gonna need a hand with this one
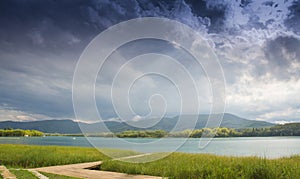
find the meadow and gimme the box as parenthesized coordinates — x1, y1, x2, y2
(100, 153, 300, 178)
(0, 144, 138, 168)
(0, 144, 300, 178)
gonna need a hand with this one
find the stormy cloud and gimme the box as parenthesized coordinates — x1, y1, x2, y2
(0, 0, 299, 123)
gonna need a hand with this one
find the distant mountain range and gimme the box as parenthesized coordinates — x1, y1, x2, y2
(0, 113, 274, 134)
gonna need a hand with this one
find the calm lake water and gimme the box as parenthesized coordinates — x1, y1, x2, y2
(1, 136, 299, 158)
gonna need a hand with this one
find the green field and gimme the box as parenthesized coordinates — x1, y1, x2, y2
(100, 153, 300, 178)
(1, 144, 300, 178)
(0, 144, 138, 168)
(0, 144, 106, 168)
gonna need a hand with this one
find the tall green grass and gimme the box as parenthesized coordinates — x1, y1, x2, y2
(0, 144, 108, 168)
(100, 153, 300, 178)
(0, 144, 140, 168)
(2, 144, 299, 178)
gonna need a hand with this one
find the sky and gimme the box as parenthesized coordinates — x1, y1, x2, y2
(0, 0, 299, 124)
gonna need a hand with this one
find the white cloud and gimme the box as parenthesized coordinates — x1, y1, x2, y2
(0, 108, 50, 122)
(258, 108, 300, 122)
(226, 73, 300, 121)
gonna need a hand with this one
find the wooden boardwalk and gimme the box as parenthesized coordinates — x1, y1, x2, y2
(32, 161, 162, 179)
(0, 166, 16, 179)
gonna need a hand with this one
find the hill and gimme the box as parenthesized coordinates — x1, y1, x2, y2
(0, 119, 81, 134)
(94, 113, 274, 132)
(0, 113, 275, 134)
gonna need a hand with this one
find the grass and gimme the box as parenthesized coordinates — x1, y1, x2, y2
(1, 144, 300, 178)
(9, 169, 37, 179)
(40, 172, 82, 179)
(100, 153, 300, 179)
(0, 144, 139, 168)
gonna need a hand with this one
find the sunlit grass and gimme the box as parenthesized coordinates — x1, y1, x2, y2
(100, 152, 300, 178)
(0, 144, 139, 168)
(1, 144, 299, 178)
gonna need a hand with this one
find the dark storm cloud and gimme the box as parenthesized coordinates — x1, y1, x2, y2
(0, 0, 216, 119)
(0, 0, 220, 55)
(0, 0, 299, 122)
(264, 35, 300, 79)
(0, 0, 241, 55)
(0, 52, 75, 117)
(184, 0, 227, 32)
(266, 36, 300, 65)
(0, 0, 98, 53)
(285, 0, 300, 35)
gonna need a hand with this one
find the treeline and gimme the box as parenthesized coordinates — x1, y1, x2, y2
(170, 127, 272, 138)
(116, 123, 300, 138)
(0, 129, 44, 137)
(116, 128, 237, 138)
(171, 128, 237, 138)
(116, 130, 167, 138)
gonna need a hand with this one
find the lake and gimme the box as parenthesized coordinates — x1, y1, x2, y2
(0, 136, 299, 158)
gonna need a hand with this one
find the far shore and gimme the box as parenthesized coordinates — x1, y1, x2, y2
(1, 122, 300, 138)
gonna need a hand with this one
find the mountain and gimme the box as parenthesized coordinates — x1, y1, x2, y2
(0, 113, 274, 134)
(0, 119, 81, 134)
(98, 113, 274, 132)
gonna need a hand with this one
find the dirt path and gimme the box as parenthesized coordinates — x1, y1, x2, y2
(32, 161, 162, 179)
(0, 166, 16, 179)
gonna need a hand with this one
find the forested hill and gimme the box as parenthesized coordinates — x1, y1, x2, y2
(0, 113, 275, 134)
(117, 123, 300, 138)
